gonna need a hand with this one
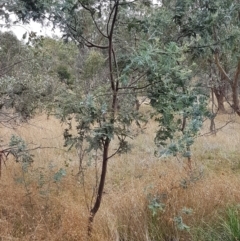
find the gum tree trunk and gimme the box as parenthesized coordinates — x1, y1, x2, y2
(87, 0, 120, 236)
(213, 86, 226, 113)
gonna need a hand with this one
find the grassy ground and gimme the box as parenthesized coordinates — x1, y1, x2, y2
(1, 110, 240, 241)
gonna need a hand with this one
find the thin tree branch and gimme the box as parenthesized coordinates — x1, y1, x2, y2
(91, 15, 108, 39)
(119, 0, 138, 5)
(79, 0, 108, 38)
(119, 82, 152, 90)
(108, 1, 119, 92)
(112, 48, 119, 90)
(127, 72, 147, 88)
(66, 22, 109, 49)
(107, 0, 118, 36)
(214, 52, 232, 84)
(198, 120, 233, 137)
(0, 58, 35, 77)
(78, 0, 94, 13)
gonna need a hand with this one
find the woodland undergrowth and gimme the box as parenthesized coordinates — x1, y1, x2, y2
(1, 111, 240, 241)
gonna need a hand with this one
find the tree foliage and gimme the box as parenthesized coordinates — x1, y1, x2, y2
(0, 31, 55, 120)
(171, 0, 240, 115)
(3, 0, 240, 235)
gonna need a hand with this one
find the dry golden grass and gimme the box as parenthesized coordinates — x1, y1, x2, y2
(1, 111, 240, 240)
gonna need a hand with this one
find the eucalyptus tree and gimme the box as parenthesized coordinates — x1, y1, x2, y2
(0, 31, 58, 178)
(0, 31, 23, 77)
(2, 0, 212, 234)
(124, 3, 209, 165)
(0, 31, 57, 120)
(4, 0, 153, 233)
(34, 37, 78, 86)
(170, 0, 240, 115)
(0, 31, 38, 121)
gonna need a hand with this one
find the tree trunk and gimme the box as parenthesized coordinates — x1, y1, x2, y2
(88, 138, 110, 236)
(231, 82, 240, 116)
(135, 98, 140, 111)
(231, 61, 240, 116)
(87, 0, 119, 236)
(214, 54, 240, 116)
(213, 87, 226, 113)
(0, 156, 1, 178)
(209, 88, 216, 134)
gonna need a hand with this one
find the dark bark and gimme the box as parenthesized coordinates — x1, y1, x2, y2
(231, 61, 240, 116)
(210, 89, 216, 134)
(88, 138, 110, 235)
(0, 155, 1, 178)
(180, 116, 192, 171)
(135, 99, 140, 111)
(213, 87, 226, 113)
(87, 0, 120, 236)
(215, 54, 240, 116)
